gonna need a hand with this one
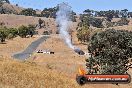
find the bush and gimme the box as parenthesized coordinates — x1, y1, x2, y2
(87, 29, 132, 74)
(43, 31, 49, 35)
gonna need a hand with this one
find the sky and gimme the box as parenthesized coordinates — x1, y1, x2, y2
(10, 0, 132, 13)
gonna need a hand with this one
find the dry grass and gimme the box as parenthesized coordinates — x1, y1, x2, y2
(0, 14, 132, 88)
(0, 36, 39, 58)
(30, 34, 132, 88)
(0, 14, 56, 31)
(1, 58, 131, 88)
(0, 58, 82, 88)
(2, 3, 24, 14)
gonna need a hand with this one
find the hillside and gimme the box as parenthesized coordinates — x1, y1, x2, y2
(1, 3, 24, 14)
(0, 13, 132, 88)
(1, 3, 41, 15)
(0, 57, 131, 88)
(0, 59, 80, 88)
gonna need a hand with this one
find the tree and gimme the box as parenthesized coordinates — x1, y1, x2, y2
(0, 1, 4, 14)
(80, 14, 104, 28)
(0, 31, 7, 42)
(0, 27, 8, 43)
(77, 25, 90, 43)
(0, 27, 18, 42)
(0, 0, 15, 14)
(28, 24, 35, 37)
(83, 9, 94, 17)
(41, 7, 57, 18)
(20, 8, 36, 16)
(70, 11, 77, 22)
(38, 18, 43, 28)
(128, 12, 132, 18)
(18, 25, 29, 38)
(18, 25, 36, 38)
(114, 10, 120, 18)
(90, 17, 104, 28)
(41, 8, 50, 18)
(120, 9, 128, 18)
(116, 17, 129, 26)
(106, 13, 113, 22)
(87, 29, 132, 74)
(0, 1, 3, 6)
(8, 28, 18, 39)
(0, 0, 10, 4)
(15, 4, 18, 6)
(102, 18, 115, 28)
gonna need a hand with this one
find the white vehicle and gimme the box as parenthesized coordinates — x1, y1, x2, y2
(36, 49, 54, 54)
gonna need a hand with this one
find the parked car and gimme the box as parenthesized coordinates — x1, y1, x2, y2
(36, 49, 54, 54)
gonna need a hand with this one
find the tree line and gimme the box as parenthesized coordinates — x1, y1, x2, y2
(19, 7, 76, 22)
(77, 9, 130, 43)
(0, 25, 36, 43)
(0, 1, 77, 22)
(83, 9, 132, 19)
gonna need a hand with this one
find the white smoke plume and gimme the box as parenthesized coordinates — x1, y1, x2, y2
(56, 2, 74, 49)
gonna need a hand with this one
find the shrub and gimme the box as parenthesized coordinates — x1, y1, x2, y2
(43, 31, 49, 35)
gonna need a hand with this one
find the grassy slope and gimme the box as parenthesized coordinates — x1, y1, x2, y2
(0, 58, 81, 88)
(1, 58, 130, 88)
(0, 14, 132, 88)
